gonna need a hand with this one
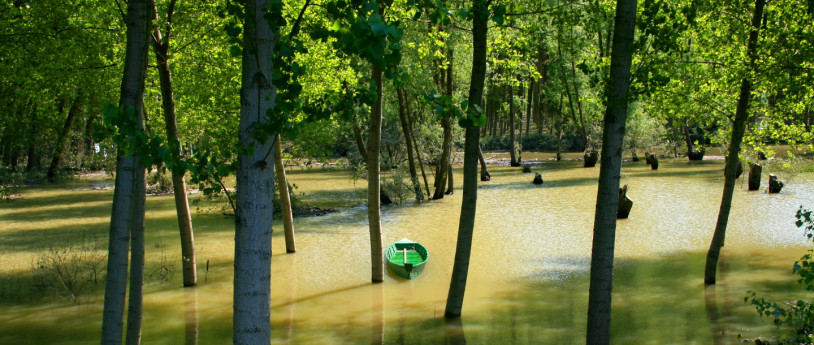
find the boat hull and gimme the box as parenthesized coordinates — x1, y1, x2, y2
(385, 239, 428, 279)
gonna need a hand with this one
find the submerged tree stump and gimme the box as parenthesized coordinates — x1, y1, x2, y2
(768, 174, 784, 193)
(584, 151, 598, 168)
(380, 191, 393, 205)
(617, 185, 633, 219)
(748, 163, 762, 191)
(533, 173, 543, 185)
(648, 154, 659, 170)
(687, 148, 705, 161)
(522, 165, 532, 173)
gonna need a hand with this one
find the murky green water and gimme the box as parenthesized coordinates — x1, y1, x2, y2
(1, 158, 813, 344)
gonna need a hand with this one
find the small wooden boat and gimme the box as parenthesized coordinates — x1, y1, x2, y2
(385, 238, 428, 279)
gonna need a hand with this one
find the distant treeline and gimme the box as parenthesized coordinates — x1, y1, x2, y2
(478, 133, 586, 152)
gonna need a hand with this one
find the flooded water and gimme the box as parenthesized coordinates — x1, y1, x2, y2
(2, 158, 814, 344)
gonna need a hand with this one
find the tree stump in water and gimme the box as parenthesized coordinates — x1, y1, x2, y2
(480, 170, 491, 182)
(687, 148, 705, 161)
(584, 151, 598, 168)
(748, 163, 762, 191)
(533, 173, 543, 185)
(648, 154, 659, 170)
(522, 165, 532, 173)
(768, 174, 784, 193)
(380, 191, 393, 205)
(617, 185, 633, 219)
(631, 152, 640, 162)
(724, 158, 744, 178)
(645, 152, 652, 166)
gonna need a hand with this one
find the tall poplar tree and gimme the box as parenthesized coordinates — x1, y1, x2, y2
(233, 0, 278, 342)
(100, 0, 150, 343)
(585, 0, 637, 343)
(445, 0, 490, 318)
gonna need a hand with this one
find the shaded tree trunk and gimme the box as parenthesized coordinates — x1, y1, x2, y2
(478, 145, 490, 181)
(508, 84, 519, 166)
(233, 0, 277, 342)
(445, 0, 488, 319)
(367, 63, 385, 283)
(585, 0, 637, 343)
(150, 0, 197, 287)
(397, 86, 423, 201)
(704, 0, 765, 285)
(433, 48, 455, 199)
(275, 136, 296, 253)
(101, 0, 150, 342)
(354, 124, 368, 162)
(47, 95, 81, 180)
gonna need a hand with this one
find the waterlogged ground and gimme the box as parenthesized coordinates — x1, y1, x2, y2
(1, 156, 814, 344)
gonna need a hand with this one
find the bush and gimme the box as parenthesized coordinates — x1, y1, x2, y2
(146, 170, 173, 194)
(31, 237, 106, 304)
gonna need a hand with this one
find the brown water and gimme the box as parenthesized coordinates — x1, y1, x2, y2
(1, 158, 813, 344)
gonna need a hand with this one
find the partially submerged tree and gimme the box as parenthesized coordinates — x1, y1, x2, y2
(585, 0, 638, 343)
(100, 0, 150, 343)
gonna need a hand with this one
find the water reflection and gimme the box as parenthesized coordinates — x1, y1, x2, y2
(185, 288, 199, 345)
(2, 160, 813, 344)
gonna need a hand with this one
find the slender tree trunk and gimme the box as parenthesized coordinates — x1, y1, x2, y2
(526, 81, 533, 137)
(25, 109, 39, 172)
(101, 0, 150, 342)
(704, 0, 765, 285)
(367, 64, 385, 283)
(434, 48, 455, 199)
(585, 1, 637, 343)
(233, 0, 277, 342)
(411, 124, 431, 198)
(47, 96, 81, 180)
(446, 162, 454, 194)
(274, 136, 296, 253)
(150, 0, 197, 287)
(125, 168, 146, 345)
(354, 124, 368, 162)
(397, 86, 423, 201)
(445, 0, 488, 319)
(508, 85, 519, 166)
(478, 145, 490, 181)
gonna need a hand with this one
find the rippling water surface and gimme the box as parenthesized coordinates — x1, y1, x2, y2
(1, 158, 813, 344)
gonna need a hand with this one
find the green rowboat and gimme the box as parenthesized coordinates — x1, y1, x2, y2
(385, 238, 428, 279)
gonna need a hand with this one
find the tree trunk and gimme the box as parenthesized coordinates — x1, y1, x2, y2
(397, 86, 423, 201)
(445, 0, 488, 319)
(445, 162, 454, 194)
(585, 0, 637, 343)
(478, 145, 490, 181)
(704, 0, 765, 285)
(433, 48, 455, 200)
(275, 136, 296, 253)
(508, 84, 519, 166)
(47, 95, 81, 180)
(367, 63, 385, 283)
(101, 0, 150, 342)
(354, 124, 368, 162)
(233, 0, 277, 342)
(150, 0, 197, 287)
(126, 167, 146, 345)
(25, 109, 39, 172)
